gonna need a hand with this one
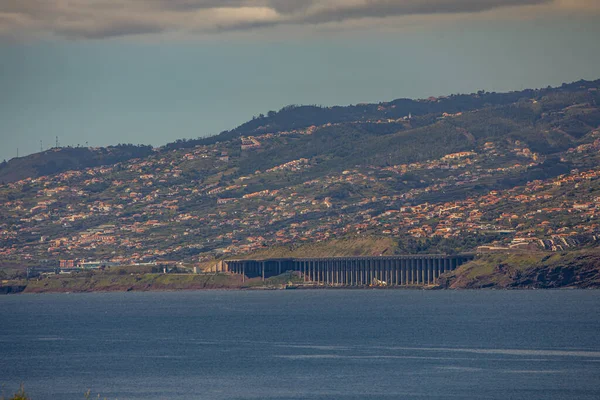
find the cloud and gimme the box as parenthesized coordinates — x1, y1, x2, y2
(291, 0, 548, 25)
(52, 19, 166, 40)
(0, 0, 595, 40)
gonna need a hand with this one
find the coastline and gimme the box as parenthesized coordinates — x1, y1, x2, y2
(2, 281, 597, 295)
(3, 249, 600, 294)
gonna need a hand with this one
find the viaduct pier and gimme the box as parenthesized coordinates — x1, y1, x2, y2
(224, 254, 474, 286)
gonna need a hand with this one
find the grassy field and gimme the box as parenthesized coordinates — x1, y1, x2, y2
(6, 262, 310, 293)
(232, 236, 397, 260)
(442, 249, 600, 288)
(20, 268, 245, 293)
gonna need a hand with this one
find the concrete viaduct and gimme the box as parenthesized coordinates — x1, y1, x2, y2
(224, 254, 475, 286)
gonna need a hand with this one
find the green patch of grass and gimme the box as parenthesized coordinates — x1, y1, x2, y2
(235, 235, 397, 260)
(23, 270, 242, 293)
(446, 249, 600, 288)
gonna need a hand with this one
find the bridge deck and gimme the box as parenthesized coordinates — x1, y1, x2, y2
(224, 254, 474, 286)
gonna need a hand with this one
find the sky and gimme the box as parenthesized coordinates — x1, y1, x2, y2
(1, 0, 600, 162)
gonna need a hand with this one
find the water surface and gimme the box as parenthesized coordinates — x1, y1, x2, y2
(1, 290, 599, 399)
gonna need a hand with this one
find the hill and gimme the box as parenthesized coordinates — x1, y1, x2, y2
(1, 79, 600, 280)
(440, 250, 600, 289)
(0, 144, 153, 184)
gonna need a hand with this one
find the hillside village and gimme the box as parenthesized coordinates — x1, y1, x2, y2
(1, 80, 600, 270)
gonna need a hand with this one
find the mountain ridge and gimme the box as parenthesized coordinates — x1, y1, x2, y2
(4, 78, 598, 185)
(1, 78, 600, 279)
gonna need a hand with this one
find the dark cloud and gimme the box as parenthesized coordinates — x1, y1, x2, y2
(150, 0, 253, 11)
(54, 20, 166, 40)
(214, 0, 553, 32)
(301, 0, 551, 25)
(266, 0, 316, 15)
(0, 0, 53, 17)
(0, 0, 564, 39)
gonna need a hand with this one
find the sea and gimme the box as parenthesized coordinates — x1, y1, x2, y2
(1, 290, 599, 400)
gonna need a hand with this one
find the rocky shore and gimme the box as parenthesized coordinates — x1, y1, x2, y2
(439, 250, 600, 289)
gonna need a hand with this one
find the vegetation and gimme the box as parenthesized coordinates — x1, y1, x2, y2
(0, 144, 153, 184)
(19, 267, 246, 293)
(235, 236, 397, 259)
(2, 79, 600, 290)
(440, 249, 600, 289)
(1, 385, 29, 400)
(163, 79, 600, 151)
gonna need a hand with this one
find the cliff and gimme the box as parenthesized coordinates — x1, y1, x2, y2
(440, 250, 600, 289)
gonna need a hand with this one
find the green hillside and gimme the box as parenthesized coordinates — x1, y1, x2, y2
(441, 250, 600, 289)
(0, 144, 153, 184)
(1, 79, 600, 278)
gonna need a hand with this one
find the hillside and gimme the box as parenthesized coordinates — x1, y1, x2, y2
(0, 145, 153, 184)
(440, 250, 600, 289)
(236, 236, 397, 260)
(1, 79, 600, 277)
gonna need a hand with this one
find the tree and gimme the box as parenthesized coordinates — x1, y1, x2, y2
(8, 384, 30, 400)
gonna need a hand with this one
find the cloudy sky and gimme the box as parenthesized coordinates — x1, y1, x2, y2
(1, 0, 599, 161)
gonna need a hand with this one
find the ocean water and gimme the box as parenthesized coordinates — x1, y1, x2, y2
(1, 290, 599, 400)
